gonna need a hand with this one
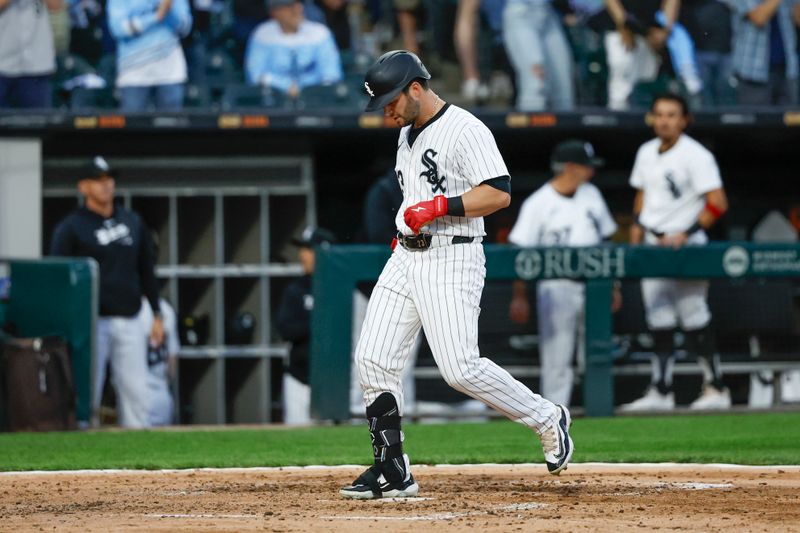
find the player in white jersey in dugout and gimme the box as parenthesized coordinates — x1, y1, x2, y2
(622, 93, 731, 412)
(508, 140, 619, 408)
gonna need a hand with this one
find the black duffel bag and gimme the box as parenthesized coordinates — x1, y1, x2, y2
(1, 336, 76, 432)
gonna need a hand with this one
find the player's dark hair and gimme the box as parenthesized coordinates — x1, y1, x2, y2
(651, 93, 689, 116)
(403, 77, 429, 93)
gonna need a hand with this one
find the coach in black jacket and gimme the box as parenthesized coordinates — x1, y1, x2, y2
(50, 156, 163, 428)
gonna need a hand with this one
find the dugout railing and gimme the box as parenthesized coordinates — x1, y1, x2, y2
(310, 242, 800, 419)
(0, 258, 97, 427)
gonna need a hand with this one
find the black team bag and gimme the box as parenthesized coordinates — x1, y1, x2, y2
(1, 336, 76, 431)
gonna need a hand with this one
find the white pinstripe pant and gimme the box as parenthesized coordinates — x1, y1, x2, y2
(354, 241, 558, 434)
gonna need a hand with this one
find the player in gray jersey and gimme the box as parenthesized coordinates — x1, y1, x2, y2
(340, 50, 573, 500)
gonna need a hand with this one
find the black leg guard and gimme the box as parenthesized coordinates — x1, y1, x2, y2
(684, 325, 725, 390)
(651, 329, 676, 395)
(366, 392, 406, 484)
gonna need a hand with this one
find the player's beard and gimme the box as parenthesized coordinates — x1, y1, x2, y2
(396, 98, 420, 128)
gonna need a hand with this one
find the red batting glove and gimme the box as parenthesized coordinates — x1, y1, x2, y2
(391, 237, 398, 251)
(403, 195, 448, 234)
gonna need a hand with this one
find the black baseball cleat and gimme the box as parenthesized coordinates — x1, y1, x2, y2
(541, 404, 574, 475)
(340, 460, 419, 500)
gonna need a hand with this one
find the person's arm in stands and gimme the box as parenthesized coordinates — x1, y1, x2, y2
(605, 0, 635, 50)
(164, 0, 192, 37)
(107, 0, 165, 39)
(0, 0, 11, 13)
(747, 0, 783, 28)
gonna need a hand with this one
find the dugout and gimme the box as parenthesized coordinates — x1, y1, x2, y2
(1, 107, 799, 423)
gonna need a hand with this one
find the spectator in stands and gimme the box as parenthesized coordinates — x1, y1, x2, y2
(51, 156, 164, 428)
(502, 0, 575, 110)
(245, 0, 342, 99)
(680, 0, 734, 107)
(312, 0, 350, 50)
(396, 0, 421, 55)
(277, 226, 337, 425)
(68, 0, 109, 66)
(138, 296, 180, 426)
(731, 0, 800, 106)
(49, 0, 72, 59)
(233, 0, 268, 61)
(455, 0, 490, 105)
(603, 0, 703, 110)
(0, 0, 60, 109)
(107, 0, 193, 112)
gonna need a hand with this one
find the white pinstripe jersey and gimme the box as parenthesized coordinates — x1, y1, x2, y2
(393, 104, 510, 238)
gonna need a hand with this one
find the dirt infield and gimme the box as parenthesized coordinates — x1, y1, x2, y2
(1, 464, 799, 532)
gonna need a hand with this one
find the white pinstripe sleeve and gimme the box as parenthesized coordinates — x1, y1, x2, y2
(457, 123, 510, 188)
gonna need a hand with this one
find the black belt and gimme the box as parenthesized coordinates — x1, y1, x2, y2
(646, 226, 700, 239)
(397, 232, 475, 251)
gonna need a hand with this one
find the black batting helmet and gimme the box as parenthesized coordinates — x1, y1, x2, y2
(363, 50, 431, 112)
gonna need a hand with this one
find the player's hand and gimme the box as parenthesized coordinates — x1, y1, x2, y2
(629, 223, 644, 245)
(150, 316, 165, 347)
(612, 286, 623, 313)
(509, 295, 530, 324)
(403, 195, 447, 234)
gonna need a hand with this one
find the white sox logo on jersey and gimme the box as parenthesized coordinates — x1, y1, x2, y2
(420, 149, 446, 194)
(664, 171, 682, 198)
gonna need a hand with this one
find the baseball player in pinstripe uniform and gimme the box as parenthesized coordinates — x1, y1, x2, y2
(508, 140, 618, 408)
(340, 50, 573, 500)
(621, 93, 731, 411)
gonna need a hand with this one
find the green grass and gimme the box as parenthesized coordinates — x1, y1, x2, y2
(1, 412, 799, 471)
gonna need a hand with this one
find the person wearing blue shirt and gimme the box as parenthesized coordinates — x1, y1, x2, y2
(107, 0, 192, 111)
(245, 0, 342, 99)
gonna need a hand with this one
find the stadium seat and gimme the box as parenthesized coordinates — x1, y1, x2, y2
(184, 82, 212, 109)
(297, 80, 367, 111)
(70, 87, 118, 110)
(630, 77, 675, 110)
(220, 84, 289, 110)
(96, 54, 117, 82)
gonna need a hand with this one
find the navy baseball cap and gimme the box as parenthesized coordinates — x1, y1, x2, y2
(551, 140, 604, 167)
(80, 155, 117, 180)
(292, 226, 337, 248)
